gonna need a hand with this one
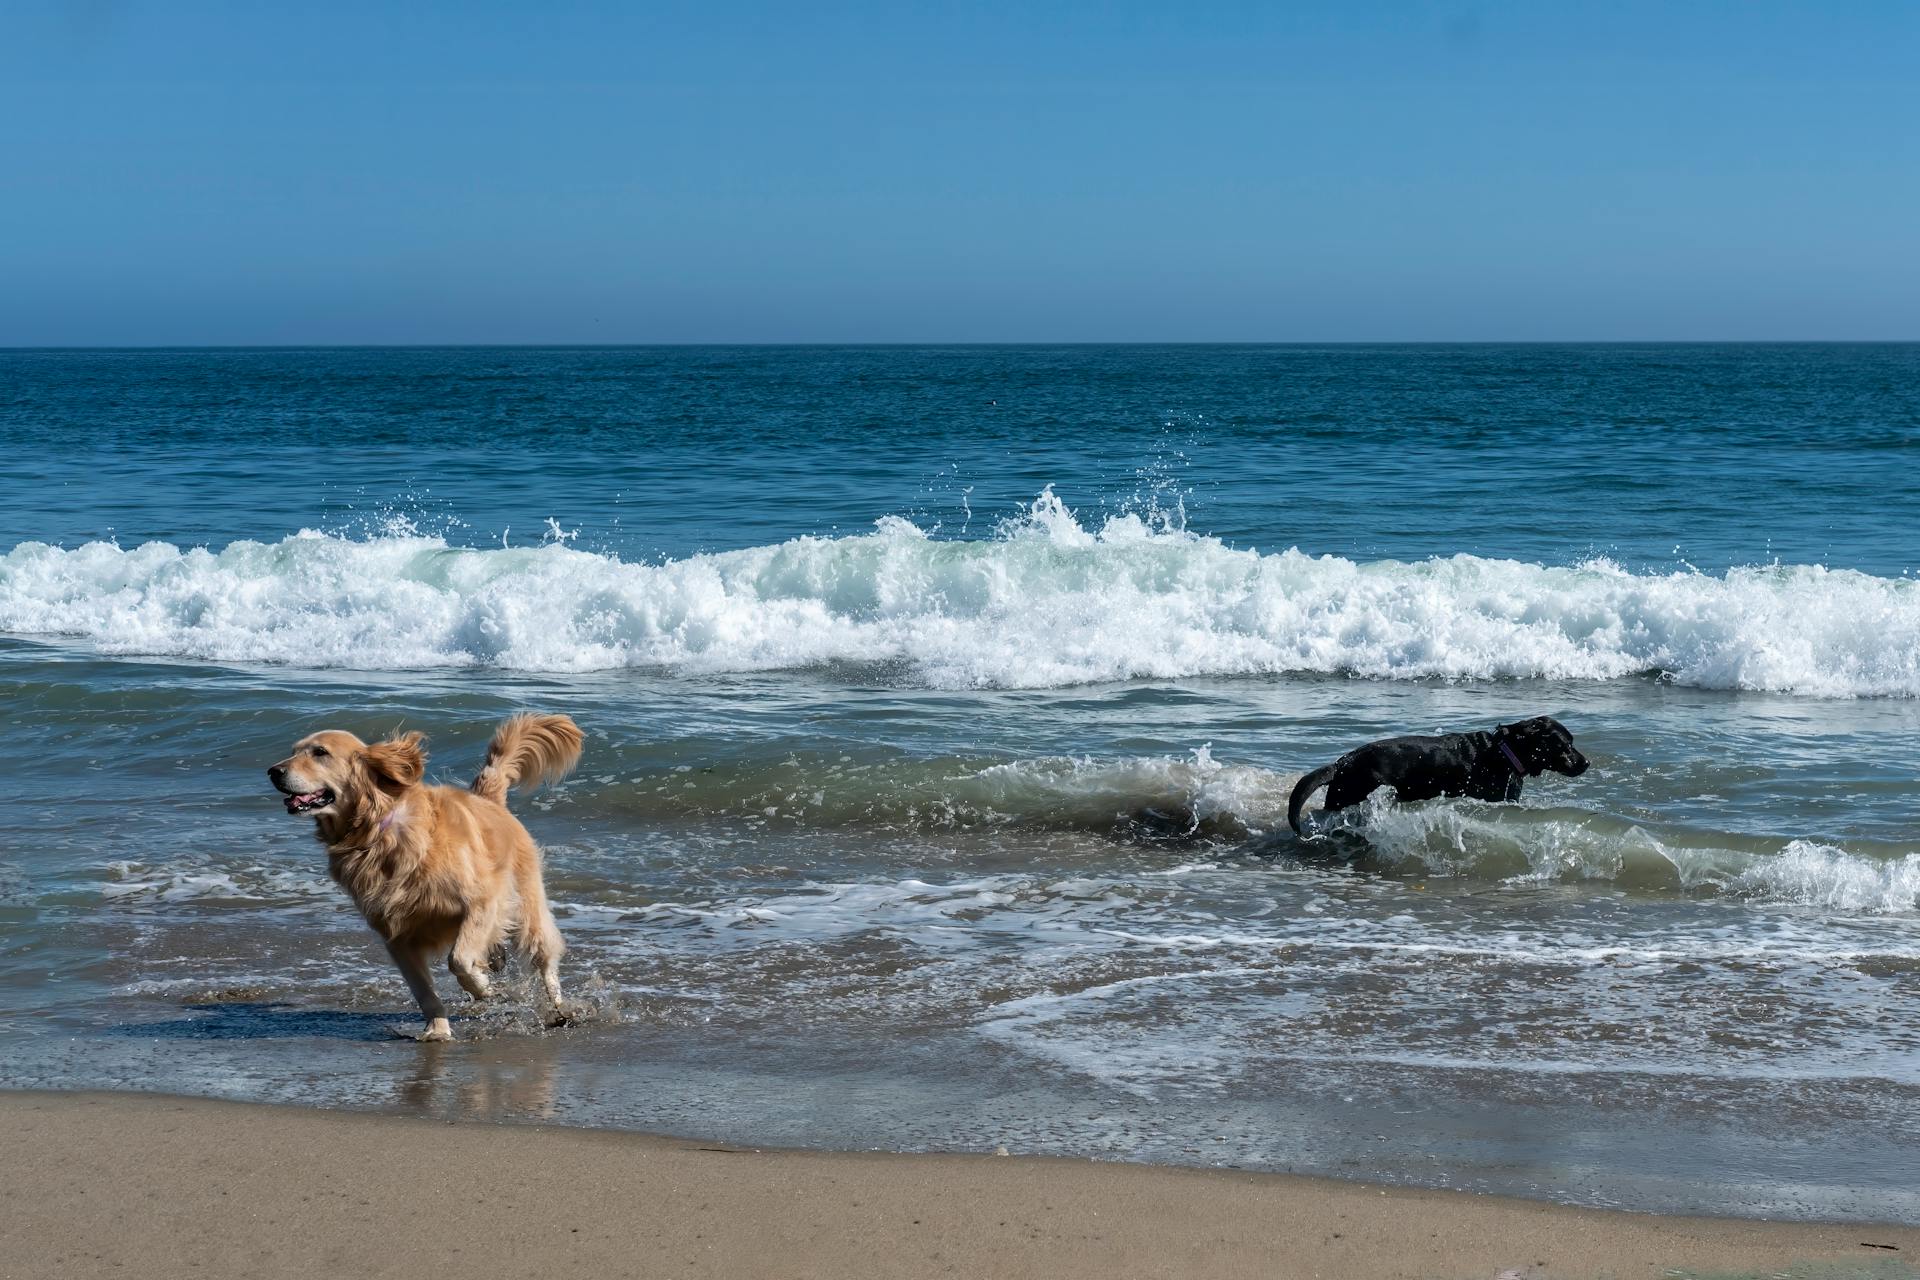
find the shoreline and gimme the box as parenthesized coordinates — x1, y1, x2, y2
(3, 1090, 1912, 1280)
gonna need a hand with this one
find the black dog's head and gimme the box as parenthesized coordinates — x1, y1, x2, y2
(1497, 716, 1589, 777)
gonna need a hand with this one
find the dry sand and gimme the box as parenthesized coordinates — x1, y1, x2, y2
(0, 1090, 1910, 1280)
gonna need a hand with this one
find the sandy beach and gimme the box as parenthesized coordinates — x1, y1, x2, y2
(1, 1091, 1910, 1280)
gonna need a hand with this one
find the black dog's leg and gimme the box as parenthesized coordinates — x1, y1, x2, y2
(1321, 771, 1383, 817)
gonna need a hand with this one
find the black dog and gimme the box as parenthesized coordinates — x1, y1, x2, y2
(1287, 716, 1589, 836)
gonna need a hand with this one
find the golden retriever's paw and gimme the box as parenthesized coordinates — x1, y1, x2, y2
(417, 1018, 454, 1043)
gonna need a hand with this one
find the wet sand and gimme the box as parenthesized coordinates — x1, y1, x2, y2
(1, 1091, 1911, 1280)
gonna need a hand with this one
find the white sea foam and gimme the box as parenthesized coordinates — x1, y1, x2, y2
(4, 489, 1916, 694)
(98, 859, 338, 906)
(1342, 797, 1920, 913)
(605, 860, 1920, 964)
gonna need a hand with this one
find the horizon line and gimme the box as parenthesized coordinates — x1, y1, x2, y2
(5, 338, 1919, 353)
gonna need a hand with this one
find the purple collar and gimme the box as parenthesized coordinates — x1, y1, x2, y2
(376, 808, 401, 835)
(1497, 739, 1528, 777)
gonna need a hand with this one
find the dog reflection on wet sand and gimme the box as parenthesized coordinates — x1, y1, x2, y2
(399, 1040, 559, 1120)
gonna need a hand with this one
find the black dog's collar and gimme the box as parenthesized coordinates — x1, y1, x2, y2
(1497, 739, 1527, 776)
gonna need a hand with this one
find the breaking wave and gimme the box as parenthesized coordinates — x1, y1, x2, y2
(572, 749, 1920, 914)
(3, 489, 1915, 694)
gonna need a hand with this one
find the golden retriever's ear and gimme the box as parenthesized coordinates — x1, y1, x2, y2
(363, 731, 427, 790)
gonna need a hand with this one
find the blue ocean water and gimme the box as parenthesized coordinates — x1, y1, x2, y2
(4, 344, 1917, 573)
(2, 345, 1917, 1220)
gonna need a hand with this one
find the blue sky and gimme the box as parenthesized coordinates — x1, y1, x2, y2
(2, 1, 1915, 344)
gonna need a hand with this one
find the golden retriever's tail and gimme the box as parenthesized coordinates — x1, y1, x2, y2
(471, 713, 584, 807)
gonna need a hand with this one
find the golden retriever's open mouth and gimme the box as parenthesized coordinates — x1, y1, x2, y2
(278, 786, 335, 815)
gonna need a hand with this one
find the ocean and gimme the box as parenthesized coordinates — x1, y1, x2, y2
(2, 344, 1916, 1221)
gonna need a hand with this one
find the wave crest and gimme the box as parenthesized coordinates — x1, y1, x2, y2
(3, 490, 1915, 694)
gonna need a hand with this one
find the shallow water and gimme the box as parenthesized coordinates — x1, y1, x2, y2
(2, 345, 1917, 1220)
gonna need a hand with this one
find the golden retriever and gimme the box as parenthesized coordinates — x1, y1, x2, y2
(267, 713, 584, 1041)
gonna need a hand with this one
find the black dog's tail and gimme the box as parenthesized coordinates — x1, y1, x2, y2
(1287, 764, 1339, 837)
